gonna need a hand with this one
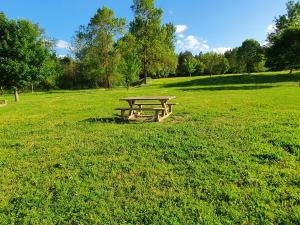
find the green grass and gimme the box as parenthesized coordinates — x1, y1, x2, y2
(0, 71, 300, 224)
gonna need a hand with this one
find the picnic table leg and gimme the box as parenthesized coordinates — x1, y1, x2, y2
(160, 100, 168, 117)
(127, 100, 136, 119)
(121, 109, 126, 118)
(154, 110, 161, 122)
(168, 104, 173, 113)
(138, 104, 143, 115)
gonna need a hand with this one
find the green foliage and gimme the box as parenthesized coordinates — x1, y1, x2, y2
(237, 39, 263, 74)
(194, 60, 206, 75)
(266, 1, 300, 73)
(0, 12, 56, 100)
(201, 52, 229, 76)
(268, 0, 300, 42)
(183, 57, 198, 77)
(0, 71, 300, 224)
(224, 48, 242, 74)
(130, 0, 177, 82)
(177, 51, 194, 76)
(56, 56, 82, 89)
(117, 34, 142, 89)
(266, 27, 300, 73)
(75, 7, 126, 88)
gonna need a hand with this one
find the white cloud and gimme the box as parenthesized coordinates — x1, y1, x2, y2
(175, 25, 188, 33)
(178, 34, 185, 38)
(267, 24, 276, 34)
(58, 54, 67, 58)
(212, 47, 231, 54)
(56, 40, 74, 51)
(56, 40, 69, 49)
(177, 35, 209, 54)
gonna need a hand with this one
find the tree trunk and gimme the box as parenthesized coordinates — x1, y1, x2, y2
(31, 83, 34, 93)
(14, 89, 20, 102)
(0, 86, 3, 95)
(143, 46, 148, 85)
(289, 68, 293, 74)
(143, 71, 147, 84)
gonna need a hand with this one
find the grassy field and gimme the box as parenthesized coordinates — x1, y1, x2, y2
(0, 71, 300, 224)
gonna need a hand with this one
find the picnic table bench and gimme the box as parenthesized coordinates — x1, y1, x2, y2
(116, 96, 177, 122)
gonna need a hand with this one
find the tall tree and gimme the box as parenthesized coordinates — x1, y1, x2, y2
(130, 0, 177, 83)
(75, 7, 125, 88)
(0, 13, 55, 102)
(237, 39, 263, 74)
(266, 27, 300, 74)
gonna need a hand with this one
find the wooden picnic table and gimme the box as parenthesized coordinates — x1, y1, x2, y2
(117, 96, 177, 122)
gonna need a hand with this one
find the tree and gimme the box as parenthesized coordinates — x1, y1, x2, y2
(219, 56, 230, 74)
(56, 56, 82, 89)
(237, 39, 263, 74)
(130, 0, 177, 83)
(0, 13, 55, 102)
(266, 27, 300, 73)
(201, 52, 229, 77)
(194, 60, 206, 75)
(268, 1, 300, 43)
(201, 52, 218, 76)
(183, 57, 198, 77)
(177, 51, 193, 76)
(225, 48, 241, 73)
(75, 7, 125, 89)
(117, 34, 142, 89)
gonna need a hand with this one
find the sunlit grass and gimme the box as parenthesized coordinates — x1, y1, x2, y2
(0, 71, 300, 224)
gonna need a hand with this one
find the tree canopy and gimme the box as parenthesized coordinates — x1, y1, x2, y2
(268, 1, 300, 42)
(237, 39, 263, 74)
(0, 12, 55, 101)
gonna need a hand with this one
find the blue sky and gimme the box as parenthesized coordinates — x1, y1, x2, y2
(1, 0, 287, 56)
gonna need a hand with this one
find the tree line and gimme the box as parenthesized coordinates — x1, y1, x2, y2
(0, 0, 299, 101)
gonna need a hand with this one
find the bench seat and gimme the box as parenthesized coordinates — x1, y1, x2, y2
(115, 107, 166, 122)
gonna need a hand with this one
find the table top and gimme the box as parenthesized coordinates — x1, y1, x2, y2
(120, 96, 176, 101)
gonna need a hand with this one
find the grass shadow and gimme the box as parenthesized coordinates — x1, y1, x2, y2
(180, 85, 275, 91)
(81, 115, 157, 124)
(81, 117, 129, 124)
(164, 73, 300, 88)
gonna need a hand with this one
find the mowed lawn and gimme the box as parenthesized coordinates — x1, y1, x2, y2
(0, 71, 300, 224)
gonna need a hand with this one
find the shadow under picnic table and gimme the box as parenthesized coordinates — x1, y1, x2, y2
(81, 116, 156, 124)
(81, 117, 129, 124)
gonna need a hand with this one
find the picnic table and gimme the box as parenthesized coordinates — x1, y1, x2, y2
(116, 96, 177, 122)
